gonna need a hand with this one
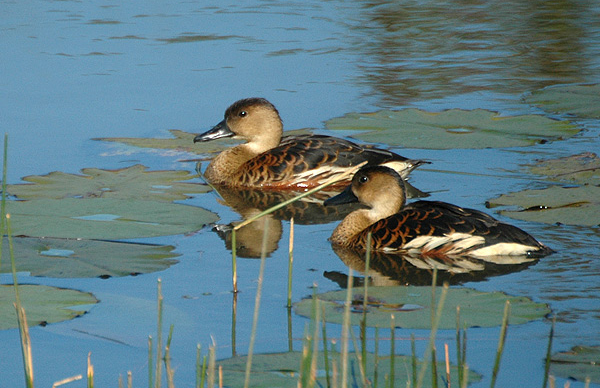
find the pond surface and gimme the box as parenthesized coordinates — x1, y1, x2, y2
(1, 0, 599, 387)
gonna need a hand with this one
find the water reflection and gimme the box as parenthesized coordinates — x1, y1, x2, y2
(326, 245, 538, 287)
(209, 182, 428, 258)
(348, 0, 599, 104)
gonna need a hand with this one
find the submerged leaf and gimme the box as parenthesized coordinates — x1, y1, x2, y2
(488, 185, 600, 227)
(527, 152, 600, 185)
(7, 164, 211, 201)
(525, 84, 600, 119)
(325, 108, 579, 149)
(218, 351, 481, 387)
(0, 285, 98, 330)
(550, 345, 600, 383)
(294, 286, 549, 329)
(5, 198, 219, 239)
(0, 236, 179, 278)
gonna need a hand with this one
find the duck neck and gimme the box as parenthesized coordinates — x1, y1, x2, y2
(330, 209, 380, 247)
(204, 145, 258, 183)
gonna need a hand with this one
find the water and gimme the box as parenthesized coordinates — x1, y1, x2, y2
(1, 0, 599, 387)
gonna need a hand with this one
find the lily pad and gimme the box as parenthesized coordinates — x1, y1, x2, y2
(527, 152, 600, 185)
(0, 284, 98, 330)
(325, 108, 579, 149)
(94, 128, 313, 155)
(7, 165, 211, 201)
(94, 129, 233, 155)
(550, 345, 600, 383)
(5, 198, 219, 239)
(524, 84, 600, 119)
(294, 286, 549, 329)
(218, 351, 481, 388)
(488, 185, 600, 227)
(0, 236, 179, 278)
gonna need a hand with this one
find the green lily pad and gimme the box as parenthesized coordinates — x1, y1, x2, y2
(524, 84, 600, 119)
(94, 129, 313, 155)
(325, 108, 579, 149)
(294, 286, 549, 329)
(94, 129, 233, 155)
(5, 198, 219, 239)
(488, 185, 600, 227)
(550, 345, 600, 383)
(218, 351, 481, 388)
(0, 236, 179, 278)
(0, 284, 98, 330)
(7, 165, 211, 201)
(527, 153, 600, 185)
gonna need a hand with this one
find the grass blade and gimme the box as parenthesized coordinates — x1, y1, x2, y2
(490, 301, 510, 388)
(155, 279, 164, 388)
(542, 317, 555, 388)
(287, 217, 295, 308)
(416, 282, 449, 388)
(231, 228, 238, 293)
(341, 268, 354, 388)
(164, 325, 175, 388)
(243, 218, 270, 388)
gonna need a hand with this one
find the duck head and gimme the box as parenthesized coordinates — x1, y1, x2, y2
(194, 97, 283, 153)
(325, 166, 407, 219)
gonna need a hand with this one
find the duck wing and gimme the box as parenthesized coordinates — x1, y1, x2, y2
(238, 135, 425, 188)
(358, 201, 552, 256)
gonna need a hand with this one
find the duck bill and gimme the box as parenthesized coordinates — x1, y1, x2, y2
(324, 184, 358, 206)
(193, 119, 234, 143)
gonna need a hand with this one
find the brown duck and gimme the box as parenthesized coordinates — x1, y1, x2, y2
(325, 166, 554, 258)
(194, 98, 427, 190)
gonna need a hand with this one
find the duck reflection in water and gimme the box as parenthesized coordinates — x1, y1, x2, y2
(209, 183, 427, 258)
(324, 165, 554, 285)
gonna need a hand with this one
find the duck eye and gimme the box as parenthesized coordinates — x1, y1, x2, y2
(359, 175, 368, 184)
(239, 111, 247, 117)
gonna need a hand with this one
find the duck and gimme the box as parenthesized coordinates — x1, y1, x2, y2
(324, 165, 554, 258)
(193, 98, 427, 190)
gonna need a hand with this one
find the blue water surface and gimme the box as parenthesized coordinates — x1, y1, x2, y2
(1, 1, 599, 387)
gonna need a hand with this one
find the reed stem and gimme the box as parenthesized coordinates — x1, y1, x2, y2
(390, 314, 396, 388)
(341, 268, 354, 388)
(542, 317, 555, 388)
(243, 218, 270, 388)
(165, 325, 175, 388)
(490, 301, 510, 388)
(231, 229, 237, 293)
(155, 279, 164, 388)
(361, 232, 372, 382)
(416, 282, 449, 388)
(287, 217, 295, 308)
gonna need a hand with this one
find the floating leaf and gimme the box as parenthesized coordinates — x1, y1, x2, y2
(294, 286, 549, 329)
(325, 108, 579, 149)
(488, 185, 600, 227)
(218, 351, 481, 387)
(5, 198, 219, 239)
(525, 84, 600, 119)
(0, 285, 98, 330)
(94, 129, 234, 155)
(7, 164, 211, 201)
(94, 128, 312, 155)
(0, 236, 179, 278)
(550, 345, 600, 383)
(527, 152, 600, 185)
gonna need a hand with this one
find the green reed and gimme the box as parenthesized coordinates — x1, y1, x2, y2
(490, 301, 510, 388)
(243, 217, 270, 388)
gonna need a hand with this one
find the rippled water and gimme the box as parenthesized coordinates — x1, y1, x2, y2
(1, 1, 599, 387)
